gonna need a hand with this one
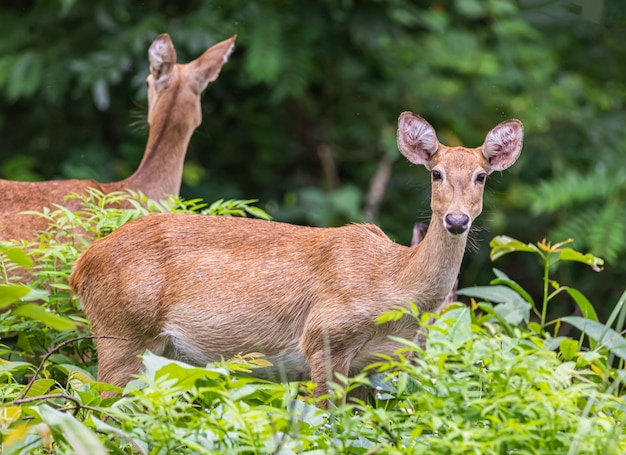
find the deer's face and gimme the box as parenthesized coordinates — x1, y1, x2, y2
(396, 112, 524, 237)
(428, 146, 490, 237)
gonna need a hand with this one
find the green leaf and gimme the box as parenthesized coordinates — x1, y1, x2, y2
(0, 360, 32, 376)
(22, 288, 49, 302)
(91, 416, 147, 453)
(244, 205, 272, 220)
(7, 51, 43, 100)
(38, 404, 107, 455)
(543, 336, 566, 351)
(586, 202, 626, 263)
(457, 285, 528, 306)
(559, 338, 578, 361)
(0, 284, 31, 308)
(0, 244, 33, 269)
(54, 364, 96, 382)
(459, 285, 531, 325)
(489, 235, 542, 261)
(561, 316, 626, 362)
(90, 381, 124, 394)
(24, 379, 56, 398)
(245, 13, 282, 84)
(429, 307, 472, 346)
(375, 304, 413, 324)
(564, 287, 598, 322)
(493, 300, 531, 325)
(491, 268, 510, 281)
(490, 269, 535, 306)
(12, 304, 77, 331)
(141, 351, 229, 390)
(557, 248, 604, 271)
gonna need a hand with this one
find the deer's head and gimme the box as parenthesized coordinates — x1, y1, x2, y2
(146, 34, 236, 130)
(397, 112, 523, 237)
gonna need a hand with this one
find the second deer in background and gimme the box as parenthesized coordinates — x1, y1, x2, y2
(0, 33, 236, 241)
(70, 112, 524, 407)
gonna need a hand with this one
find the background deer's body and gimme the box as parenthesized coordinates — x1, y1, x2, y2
(0, 33, 235, 241)
(71, 112, 523, 404)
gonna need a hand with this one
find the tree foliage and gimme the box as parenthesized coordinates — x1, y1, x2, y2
(0, 0, 625, 311)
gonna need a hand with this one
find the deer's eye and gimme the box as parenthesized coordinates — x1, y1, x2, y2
(476, 173, 487, 184)
(431, 170, 443, 181)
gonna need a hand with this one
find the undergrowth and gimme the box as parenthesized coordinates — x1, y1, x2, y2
(1, 190, 625, 454)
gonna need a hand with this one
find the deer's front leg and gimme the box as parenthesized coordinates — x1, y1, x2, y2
(307, 349, 352, 408)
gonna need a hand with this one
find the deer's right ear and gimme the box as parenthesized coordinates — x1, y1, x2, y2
(149, 34, 177, 83)
(397, 112, 439, 167)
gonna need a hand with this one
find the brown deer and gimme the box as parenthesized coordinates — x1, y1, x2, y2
(0, 33, 235, 241)
(70, 112, 523, 406)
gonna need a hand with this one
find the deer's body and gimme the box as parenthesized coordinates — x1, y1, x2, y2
(0, 33, 235, 241)
(71, 112, 524, 404)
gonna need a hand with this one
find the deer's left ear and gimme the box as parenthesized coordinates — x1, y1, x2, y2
(482, 119, 524, 172)
(149, 34, 177, 84)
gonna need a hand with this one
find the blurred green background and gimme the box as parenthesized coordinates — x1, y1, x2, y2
(1, 0, 624, 318)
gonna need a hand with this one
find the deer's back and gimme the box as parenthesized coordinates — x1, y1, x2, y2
(0, 178, 102, 240)
(71, 213, 406, 314)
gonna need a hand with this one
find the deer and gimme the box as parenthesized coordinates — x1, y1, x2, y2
(0, 33, 236, 241)
(70, 112, 523, 406)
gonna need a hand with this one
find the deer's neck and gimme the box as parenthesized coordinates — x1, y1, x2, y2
(400, 216, 467, 312)
(122, 108, 196, 200)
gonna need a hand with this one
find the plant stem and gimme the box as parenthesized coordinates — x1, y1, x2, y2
(0, 256, 7, 284)
(541, 252, 551, 329)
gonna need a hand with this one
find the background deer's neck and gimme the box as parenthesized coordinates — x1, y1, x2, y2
(122, 96, 196, 199)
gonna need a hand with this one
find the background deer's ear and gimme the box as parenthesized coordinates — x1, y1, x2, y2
(482, 119, 524, 172)
(149, 34, 177, 84)
(188, 35, 236, 94)
(397, 112, 439, 167)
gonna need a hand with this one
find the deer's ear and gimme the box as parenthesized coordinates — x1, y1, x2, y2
(482, 119, 523, 172)
(397, 112, 438, 167)
(149, 34, 177, 83)
(188, 35, 236, 93)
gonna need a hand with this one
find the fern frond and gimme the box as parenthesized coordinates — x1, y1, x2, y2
(548, 204, 600, 250)
(271, 26, 314, 101)
(527, 168, 626, 214)
(547, 201, 626, 264)
(243, 6, 283, 85)
(587, 202, 626, 263)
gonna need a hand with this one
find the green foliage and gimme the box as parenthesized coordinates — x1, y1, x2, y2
(460, 236, 604, 333)
(521, 168, 626, 263)
(366, 309, 625, 454)
(458, 235, 626, 390)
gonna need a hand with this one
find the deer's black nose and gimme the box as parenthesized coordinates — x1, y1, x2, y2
(444, 214, 470, 235)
